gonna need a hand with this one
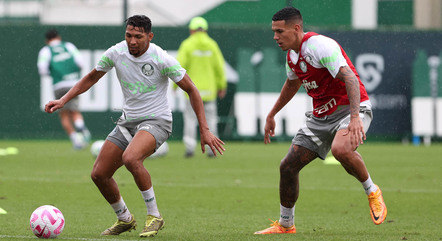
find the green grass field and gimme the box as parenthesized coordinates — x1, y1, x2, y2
(0, 140, 441, 240)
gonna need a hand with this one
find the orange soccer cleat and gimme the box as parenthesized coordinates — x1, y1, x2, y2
(254, 220, 296, 234)
(368, 185, 387, 225)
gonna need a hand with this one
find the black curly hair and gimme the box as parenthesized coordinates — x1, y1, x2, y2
(125, 15, 152, 33)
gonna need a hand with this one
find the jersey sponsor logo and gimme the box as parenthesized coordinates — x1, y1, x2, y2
(299, 61, 307, 73)
(120, 79, 156, 94)
(142, 63, 154, 76)
(52, 52, 72, 62)
(314, 98, 337, 115)
(302, 79, 318, 91)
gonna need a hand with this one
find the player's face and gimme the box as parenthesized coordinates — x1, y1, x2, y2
(272, 20, 298, 51)
(125, 25, 154, 57)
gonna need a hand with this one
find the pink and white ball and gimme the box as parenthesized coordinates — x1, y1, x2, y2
(30, 205, 65, 239)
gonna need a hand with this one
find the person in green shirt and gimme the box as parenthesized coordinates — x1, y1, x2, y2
(176, 17, 227, 158)
(37, 29, 91, 149)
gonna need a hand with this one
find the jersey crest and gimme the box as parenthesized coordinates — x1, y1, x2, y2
(142, 63, 154, 76)
(299, 60, 307, 73)
(286, 32, 369, 117)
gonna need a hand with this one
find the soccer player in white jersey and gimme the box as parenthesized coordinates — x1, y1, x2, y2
(45, 15, 225, 237)
(254, 7, 387, 234)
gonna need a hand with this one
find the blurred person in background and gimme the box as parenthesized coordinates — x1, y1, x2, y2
(37, 29, 91, 149)
(254, 7, 387, 234)
(45, 15, 225, 237)
(176, 16, 227, 158)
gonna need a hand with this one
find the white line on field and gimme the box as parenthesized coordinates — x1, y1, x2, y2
(0, 234, 139, 241)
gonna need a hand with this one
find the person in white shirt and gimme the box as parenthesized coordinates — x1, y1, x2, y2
(45, 15, 225, 238)
(37, 29, 90, 149)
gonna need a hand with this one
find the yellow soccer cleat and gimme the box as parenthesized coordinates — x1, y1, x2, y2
(254, 219, 296, 234)
(101, 214, 137, 235)
(368, 185, 387, 225)
(139, 215, 165, 237)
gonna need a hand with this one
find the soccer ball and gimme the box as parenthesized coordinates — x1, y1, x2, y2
(90, 140, 105, 158)
(30, 205, 65, 239)
(149, 141, 169, 158)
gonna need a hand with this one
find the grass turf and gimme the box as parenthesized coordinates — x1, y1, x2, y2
(0, 140, 441, 240)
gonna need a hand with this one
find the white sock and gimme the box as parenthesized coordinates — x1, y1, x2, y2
(141, 187, 160, 217)
(361, 175, 378, 195)
(279, 204, 295, 227)
(110, 197, 132, 222)
(74, 119, 85, 131)
(69, 132, 77, 141)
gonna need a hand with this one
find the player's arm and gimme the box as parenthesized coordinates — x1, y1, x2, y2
(176, 73, 225, 156)
(66, 42, 84, 70)
(37, 47, 51, 76)
(45, 69, 105, 113)
(265, 77, 302, 144)
(336, 66, 365, 149)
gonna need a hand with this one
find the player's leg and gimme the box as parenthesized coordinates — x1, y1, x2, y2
(59, 110, 83, 149)
(331, 133, 369, 181)
(280, 144, 318, 208)
(67, 94, 91, 143)
(54, 87, 85, 149)
(183, 98, 198, 157)
(91, 140, 137, 235)
(122, 130, 156, 190)
(123, 130, 164, 237)
(72, 111, 91, 143)
(255, 144, 317, 234)
(331, 109, 387, 225)
(91, 140, 124, 204)
(59, 110, 75, 135)
(204, 101, 218, 157)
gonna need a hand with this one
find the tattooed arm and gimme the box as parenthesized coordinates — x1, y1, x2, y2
(336, 66, 365, 149)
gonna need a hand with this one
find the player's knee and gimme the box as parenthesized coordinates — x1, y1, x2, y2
(279, 158, 290, 172)
(331, 144, 351, 161)
(121, 152, 140, 171)
(90, 169, 105, 183)
(279, 155, 300, 174)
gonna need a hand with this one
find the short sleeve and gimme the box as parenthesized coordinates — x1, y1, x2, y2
(286, 60, 298, 80)
(95, 47, 116, 72)
(314, 37, 348, 78)
(65, 42, 84, 69)
(37, 46, 51, 75)
(158, 50, 186, 83)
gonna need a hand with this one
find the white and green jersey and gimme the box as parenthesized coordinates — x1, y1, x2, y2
(37, 40, 83, 90)
(96, 41, 186, 122)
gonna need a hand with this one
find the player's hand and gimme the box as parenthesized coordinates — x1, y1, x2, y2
(264, 116, 276, 144)
(344, 116, 366, 150)
(45, 99, 64, 114)
(199, 128, 226, 156)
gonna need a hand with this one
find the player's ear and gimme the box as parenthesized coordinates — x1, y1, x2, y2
(148, 32, 154, 41)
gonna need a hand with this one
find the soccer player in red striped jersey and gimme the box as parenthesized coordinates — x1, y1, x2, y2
(254, 7, 387, 234)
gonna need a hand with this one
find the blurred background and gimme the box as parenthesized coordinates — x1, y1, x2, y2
(0, 0, 441, 145)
